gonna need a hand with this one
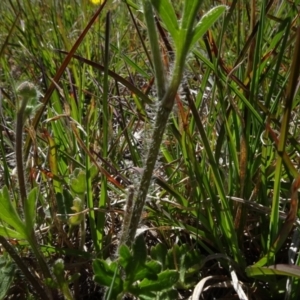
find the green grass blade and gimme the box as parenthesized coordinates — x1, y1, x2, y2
(187, 96, 244, 267)
(98, 12, 111, 253)
(150, 0, 179, 41)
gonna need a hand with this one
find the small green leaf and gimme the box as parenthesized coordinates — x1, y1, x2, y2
(0, 226, 25, 239)
(118, 245, 132, 269)
(151, 243, 167, 268)
(190, 5, 228, 49)
(134, 262, 159, 282)
(24, 187, 37, 234)
(125, 235, 147, 278)
(89, 164, 98, 180)
(166, 244, 180, 269)
(0, 186, 26, 237)
(70, 168, 86, 194)
(93, 259, 111, 276)
(138, 269, 179, 293)
(179, 251, 187, 283)
(145, 260, 161, 275)
(132, 235, 147, 266)
(93, 259, 123, 298)
(69, 197, 84, 226)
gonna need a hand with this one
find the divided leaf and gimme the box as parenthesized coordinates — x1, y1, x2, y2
(118, 244, 132, 269)
(138, 269, 179, 293)
(151, 243, 168, 268)
(133, 261, 159, 282)
(93, 259, 123, 297)
(125, 234, 148, 280)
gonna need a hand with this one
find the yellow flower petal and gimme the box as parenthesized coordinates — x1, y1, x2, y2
(90, 0, 103, 4)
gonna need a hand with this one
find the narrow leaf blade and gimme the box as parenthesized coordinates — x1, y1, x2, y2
(191, 6, 228, 49)
(24, 187, 37, 234)
(150, 0, 179, 40)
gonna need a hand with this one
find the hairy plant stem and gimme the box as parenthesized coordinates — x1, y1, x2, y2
(16, 87, 54, 297)
(118, 185, 135, 249)
(127, 77, 181, 246)
(16, 105, 27, 207)
(122, 7, 188, 241)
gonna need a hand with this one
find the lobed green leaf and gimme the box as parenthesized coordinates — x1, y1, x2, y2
(138, 269, 179, 292)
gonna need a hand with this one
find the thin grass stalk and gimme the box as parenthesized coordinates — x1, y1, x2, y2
(97, 12, 111, 252)
(15, 95, 28, 206)
(188, 65, 211, 133)
(126, 3, 154, 71)
(192, 50, 261, 123)
(250, 18, 291, 173)
(249, 0, 266, 108)
(268, 25, 300, 252)
(264, 18, 291, 109)
(178, 113, 222, 250)
(15, 82, 53, 295)
(259, 131, 272, 251)
(86, 108, 100, 253)
(187, 96, 244, 267)
(0, 11, 19, 58)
